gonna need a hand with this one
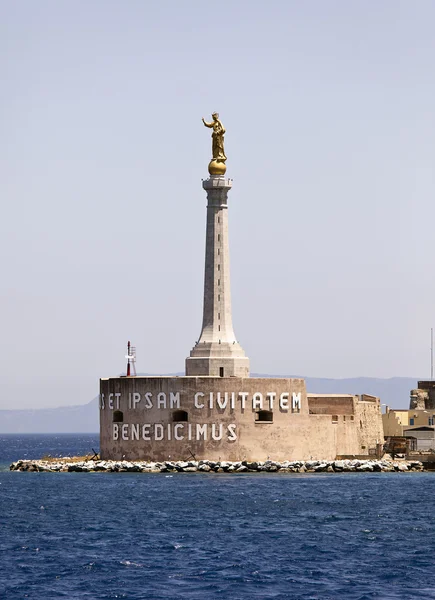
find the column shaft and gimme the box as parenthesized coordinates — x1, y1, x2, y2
(185, 175, 249, 377)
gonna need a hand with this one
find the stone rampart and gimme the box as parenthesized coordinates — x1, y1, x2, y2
(99, 376, 383, 462)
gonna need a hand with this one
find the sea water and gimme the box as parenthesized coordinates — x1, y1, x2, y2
(1, 434, 434, 600)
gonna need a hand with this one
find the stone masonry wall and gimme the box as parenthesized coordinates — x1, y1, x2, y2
(100, 377, 384, 462)
(355, 399, 384, 453)
(308, 395, 354, 415)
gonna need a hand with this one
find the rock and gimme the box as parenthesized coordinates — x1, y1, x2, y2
(198, 464, 211, 472)
(397, 463, 408, 471)
(305, 461, 319, 468)
(333, 460, 346, 470)
(356, 463, 373, 471)
(182, 466, 197, 472)
(236, 465, 248, 472)
(409, 461, 423, 470)
(126, 464, 140, 472)
(291, 461, 303, 468)
(246, 462, 258, 471)
(326, 465, 334, 472)
(68, 463, 83, 473)
(314, 463, 328, 472)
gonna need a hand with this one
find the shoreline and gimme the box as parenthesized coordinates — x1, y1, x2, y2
(9, 458, 425, 473)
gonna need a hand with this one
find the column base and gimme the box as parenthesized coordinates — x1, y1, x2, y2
(185, 355, 250, 377)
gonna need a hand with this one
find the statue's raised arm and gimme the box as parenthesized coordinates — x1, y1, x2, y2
(202, 117, 214, 128)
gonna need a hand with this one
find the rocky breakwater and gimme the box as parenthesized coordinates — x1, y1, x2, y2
(10, 458, 424, 473)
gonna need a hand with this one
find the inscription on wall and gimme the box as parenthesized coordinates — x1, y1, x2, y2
(101, 390, 302, 443)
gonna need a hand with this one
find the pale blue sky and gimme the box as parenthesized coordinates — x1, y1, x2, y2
(1, 1, 435, 408)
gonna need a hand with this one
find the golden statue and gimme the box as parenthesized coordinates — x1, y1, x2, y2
(202, 112, 227, 175)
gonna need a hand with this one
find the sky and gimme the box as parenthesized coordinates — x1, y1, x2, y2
(1, 0, 435, 409)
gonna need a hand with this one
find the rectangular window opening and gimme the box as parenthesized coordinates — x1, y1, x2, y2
(256, 410, 273, 423)
(332, 415, 338, 423)
(219, 367, 224, 377)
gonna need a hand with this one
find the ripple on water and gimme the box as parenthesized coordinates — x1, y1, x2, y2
(2, 437, 435, 598)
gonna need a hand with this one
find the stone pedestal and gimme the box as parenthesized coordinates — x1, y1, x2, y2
(185, 175, 249, 377)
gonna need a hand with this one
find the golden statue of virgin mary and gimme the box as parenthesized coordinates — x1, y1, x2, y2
(202, 112, 227, 175)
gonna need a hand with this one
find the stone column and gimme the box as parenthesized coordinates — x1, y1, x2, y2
(185, 175, 249, 377)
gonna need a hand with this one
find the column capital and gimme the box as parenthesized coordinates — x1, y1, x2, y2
(202, 175, 232, 191)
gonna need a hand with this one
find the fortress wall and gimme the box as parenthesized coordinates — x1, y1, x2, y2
(355, 398, 384, 452)
(100, 377, 383, 462)
(308, 395, 355, 415)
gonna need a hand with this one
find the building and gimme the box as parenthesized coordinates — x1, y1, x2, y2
(410, 381, 435, 410)
(383, 381, 435, 451)
(99, 118, 384, 462)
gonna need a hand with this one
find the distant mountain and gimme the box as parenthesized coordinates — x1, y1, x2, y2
(0, 376, 417, 433)
(0, 398, 99, 434)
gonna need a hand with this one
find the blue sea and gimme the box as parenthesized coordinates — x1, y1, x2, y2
(1, 435, 435, 600)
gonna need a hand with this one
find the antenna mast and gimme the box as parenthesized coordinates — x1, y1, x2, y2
(125, 341, 137, 377)
(431, 328, 433, 380)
